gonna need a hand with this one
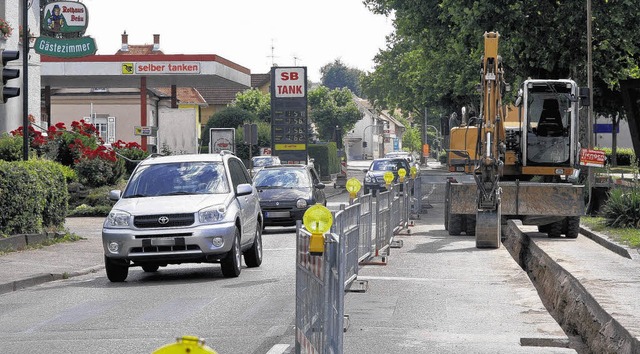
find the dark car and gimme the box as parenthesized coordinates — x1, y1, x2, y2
(253, 164, 326, 227)
(363, 157, 412, 196)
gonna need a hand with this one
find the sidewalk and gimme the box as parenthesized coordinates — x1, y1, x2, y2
(0, 217, 105, 295)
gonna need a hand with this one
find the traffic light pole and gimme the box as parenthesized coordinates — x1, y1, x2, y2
(22, 0, 29, 161)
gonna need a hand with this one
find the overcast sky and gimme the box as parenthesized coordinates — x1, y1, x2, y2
(81, 0, 395, 82)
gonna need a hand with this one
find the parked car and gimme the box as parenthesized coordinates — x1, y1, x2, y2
(250, 155, 281, 177)
(101, 152, 263, 282)
(363, 157, 412, 196)
(253, 164, 326, 228)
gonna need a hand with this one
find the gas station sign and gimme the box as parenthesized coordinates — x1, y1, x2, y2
(271, 67, 308, 164)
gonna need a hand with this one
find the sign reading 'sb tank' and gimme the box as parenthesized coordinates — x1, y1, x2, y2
(35, 1, 97, 58)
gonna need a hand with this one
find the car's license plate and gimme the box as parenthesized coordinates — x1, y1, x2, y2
(266, 211, 290, 218)
(151, 238, 175, 246)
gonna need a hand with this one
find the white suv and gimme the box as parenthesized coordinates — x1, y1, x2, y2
(102, 152, 263, 282)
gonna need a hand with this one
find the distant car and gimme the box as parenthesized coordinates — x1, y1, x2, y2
(363, 157, 412, 196)
(250, 155, 281, 177)
(101, 152, 263, 282)
(253, 164, 326, 228)
(385, 151, 419, 170)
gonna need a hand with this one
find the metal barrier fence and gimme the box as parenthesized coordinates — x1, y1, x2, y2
(353, 194, 373, 263)
(295, 223, 344, 354)
(375, 189, 393, 257)
(295, 177, 425, 353)
(332, 203, 361, 289)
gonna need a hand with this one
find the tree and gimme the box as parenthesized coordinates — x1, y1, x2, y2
(320, 59, 365, 97)
(362, 0, 640, 128)
(231, 89, 271, 123)
(402, 124, 422, 154)
(308, 86, 362, 141)
(202, 107, 256, 148)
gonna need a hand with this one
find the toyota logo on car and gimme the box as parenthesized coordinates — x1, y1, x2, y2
(158, 216, 169, 224)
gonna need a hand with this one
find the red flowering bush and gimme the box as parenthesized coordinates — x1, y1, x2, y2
(9, 120, 143, 187)
(112, 139, 149, 176)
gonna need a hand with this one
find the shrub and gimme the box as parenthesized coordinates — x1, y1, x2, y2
(601, 186, 640, 228)
(112, 140, 148, 176)
(595, 147, 637, 166)
(0, 159, 68, 235)
(74, 151, 125, 187)
(309, 142, 339, 178)
(0, 133, 23, 161)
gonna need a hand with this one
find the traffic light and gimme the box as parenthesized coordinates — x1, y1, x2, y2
(1, 50, 20, 103)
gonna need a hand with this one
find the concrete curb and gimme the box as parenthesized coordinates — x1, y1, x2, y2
(579, 226, 637, 260)
(0, 264, 103, 296)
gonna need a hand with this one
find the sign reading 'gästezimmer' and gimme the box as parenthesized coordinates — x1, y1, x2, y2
(35, 37, 97, 58)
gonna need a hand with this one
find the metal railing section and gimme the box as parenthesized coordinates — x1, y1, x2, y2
(295, 223, 344, 354)
(353, 194, 373, 262)
(332, 203, 361, 290)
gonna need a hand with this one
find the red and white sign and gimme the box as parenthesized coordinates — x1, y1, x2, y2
(274, 68, 305, 98)
(134, 62, 201, 74)
(579, 148, 606, 167)
(260, 147, 272, 155)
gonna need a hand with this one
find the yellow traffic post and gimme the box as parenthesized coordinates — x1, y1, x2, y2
(383, 171, 394, 191)
(410, 166, 418, 179)
(398, 168, 407, 183)
(303, 204, 333, 256)
(345, 177, 362, 204)
(153, 336, 218, 354)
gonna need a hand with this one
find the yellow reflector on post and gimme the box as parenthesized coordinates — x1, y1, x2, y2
(383, 171, 394, 189)
(398, 168, 406, 182)
(410, 166, 418, 179)
(153, 336, 218, 354)
(303, 204, 333, 256)
(346, 177, 362, 199)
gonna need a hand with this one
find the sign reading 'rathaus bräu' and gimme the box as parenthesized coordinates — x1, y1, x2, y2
(34, 1, 97, 58)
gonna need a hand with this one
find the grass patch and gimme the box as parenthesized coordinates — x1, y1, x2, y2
(581, 216, 640, 248)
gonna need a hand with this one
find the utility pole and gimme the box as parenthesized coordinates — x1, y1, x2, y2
(22, 0, 30, 161)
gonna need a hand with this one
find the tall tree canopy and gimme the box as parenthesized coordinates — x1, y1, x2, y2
(308, 86, 363, 141)
(320, 59, 365, 97)
(231, 89, 271, 123)
(363, 0, 640, 119)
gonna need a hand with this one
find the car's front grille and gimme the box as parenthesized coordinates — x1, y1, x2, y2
(134, 214, 195, 228)
(134, 233, 193, 239)
(130, 244, 201, 253)
(262, 206, 293, 211)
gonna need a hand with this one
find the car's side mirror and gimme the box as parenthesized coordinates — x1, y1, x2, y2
(315, 183, 326, 190)
(108, 190, 121, 201)
(362, 169, 368, 173)
(236, 183, 253, 196)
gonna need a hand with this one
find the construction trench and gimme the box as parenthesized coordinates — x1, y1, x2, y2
(502, 220, 639, 354)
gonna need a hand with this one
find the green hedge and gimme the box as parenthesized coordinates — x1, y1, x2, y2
(309, 142, 339, 178)
(595, 147, 637, 166)
(0, 159, 69, 236)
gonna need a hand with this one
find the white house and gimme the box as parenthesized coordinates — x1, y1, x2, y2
(345, 97, 405, 160)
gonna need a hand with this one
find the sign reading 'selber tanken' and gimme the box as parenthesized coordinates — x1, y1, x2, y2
(274, 68, 306, 98)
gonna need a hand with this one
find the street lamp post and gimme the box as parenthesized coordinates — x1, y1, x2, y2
(425, 125, 440, 159)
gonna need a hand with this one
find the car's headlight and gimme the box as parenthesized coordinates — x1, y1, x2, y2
(296, 198, 308, 209)
(365, 174, 373, 183)
(199, 205, 227, 223)
(105, 210, 131, 227)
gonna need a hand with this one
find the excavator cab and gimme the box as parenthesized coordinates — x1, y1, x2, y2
(519, 80, 579, 168)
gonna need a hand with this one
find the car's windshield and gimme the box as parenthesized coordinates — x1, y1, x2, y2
(253, 168, 310, 188)
(252, 157, 276, 167)
(122, 161, 230, 197)
(370, 159, 407, 172)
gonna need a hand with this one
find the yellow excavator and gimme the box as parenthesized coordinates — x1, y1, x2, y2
(445, 32, 590, 248)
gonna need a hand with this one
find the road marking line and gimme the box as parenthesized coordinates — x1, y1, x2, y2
(266, 344, 290, 354)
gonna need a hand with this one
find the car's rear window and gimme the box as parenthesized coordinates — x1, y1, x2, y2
(253, 168, 310, 188)
(370, 159, 408, 171)
(123, 161, 230, 197)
